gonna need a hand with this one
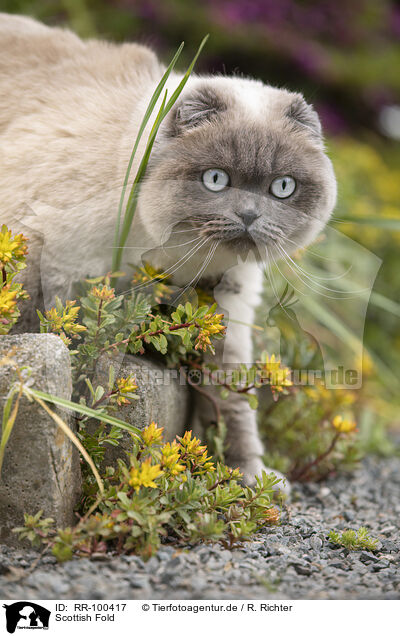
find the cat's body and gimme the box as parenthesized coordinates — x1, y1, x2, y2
(0, 14, 337, 490)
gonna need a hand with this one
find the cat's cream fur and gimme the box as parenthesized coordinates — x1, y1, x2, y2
(0, 14, 337, 491)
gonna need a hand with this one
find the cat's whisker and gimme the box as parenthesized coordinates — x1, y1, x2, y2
(270, 249, 316, 305)
(160, 221, 198, 246)
(262, 248, 294, 321)
(264, 245, 288, 309)
(173, 240, 219, 305)
(277, 241, 354, 283)
(160, 233, 210, 270)
(118, 236, 210, 297)
(162, 236, 201, 249)
(281, 234, 343, 263)
(274, 245, 367, 300)
(276, 243, 369, 297)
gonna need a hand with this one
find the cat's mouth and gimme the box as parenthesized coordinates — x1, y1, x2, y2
(180, 218, 276, 254)
(199, 222, 259, 248)
(223, 230, 258, 251)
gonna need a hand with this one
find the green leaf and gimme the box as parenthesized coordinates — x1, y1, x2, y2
(94, 385, 105, 402)
(112, 35, 209, 272)
(127, 510, 145, 525)
(246, 393, 259, 410)
(182, 330, 193, 348)
(108, 365, 116, 390)
(334, 216, 400, 230)
(194, 305, 210, 319)
(112, 41, 185, 273)
(185, 302, 193, 320)
(85, 378, 95, 399)
(117, 492, 132, 508)
(26, 388, 141, 436)
(220, 388, 230, 400)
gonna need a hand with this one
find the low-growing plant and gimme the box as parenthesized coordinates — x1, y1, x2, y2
(258, 382, 361, 481)
(0, 226, 285, 562)
(328, 527, 379, 552)
(13, 422, 281, 561)
(0, 224, 29, 334)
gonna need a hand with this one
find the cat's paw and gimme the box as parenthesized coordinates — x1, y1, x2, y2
(236, 457, 291, 498)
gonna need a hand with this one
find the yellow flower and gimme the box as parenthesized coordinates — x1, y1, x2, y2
(0, 285, 20, 334)
(257, 353, 292, 393)
(90, 285, 115, 301)
(179, 430, 206, 455)
(0, 284, 17, 315)
(43, 299, 86, 337)
(129, 459, 163, 492)
(142, 421, 164, 446)
(132, 262, 170, 285)
(332, 415, 357, 434)
(161, 441, 186, 475)
(178, 431, 215, 472)
(131, 262, 171, 303)
(0, 225, 28, 266)
(195, 311, 226, 352)
(115, 375, 138, 405)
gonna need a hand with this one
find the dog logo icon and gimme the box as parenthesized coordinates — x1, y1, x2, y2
(3, 602, 50, 633)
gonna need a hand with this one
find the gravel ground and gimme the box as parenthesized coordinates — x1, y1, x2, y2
(1, 455, 399, 600)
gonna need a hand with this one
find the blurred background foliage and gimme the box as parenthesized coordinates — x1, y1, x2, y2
(4, 0, 400, 467)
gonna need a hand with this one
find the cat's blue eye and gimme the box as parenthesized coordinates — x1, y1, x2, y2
(270, 176, 296, 199)
(202, 169, 229, 192)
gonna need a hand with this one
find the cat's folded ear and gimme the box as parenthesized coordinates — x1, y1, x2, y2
(286, 96, 322, 141)
(165, 85, 227, 136)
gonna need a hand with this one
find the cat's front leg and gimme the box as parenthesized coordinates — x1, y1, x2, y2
(192, 266, 290, 494)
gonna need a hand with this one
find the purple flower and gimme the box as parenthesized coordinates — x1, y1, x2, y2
(316, 103, 348, 135)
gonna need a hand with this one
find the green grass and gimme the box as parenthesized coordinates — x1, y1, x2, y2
(328, 527, 379, 552)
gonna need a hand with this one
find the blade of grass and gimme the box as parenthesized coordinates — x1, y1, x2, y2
(0, 384, 23, 476)
(300, 293, 399, 391)
(299, 259, 400, 318)
(26, 388, 141, 436)
(28, 390, 104, 496)
(334, 216, 400, 230)
(112, 42, 184, 273)
(116, 90, 169, 264)
(369, 290, 400, 317)
(125, 33, 210, 216)
(113, 35, 209, 272)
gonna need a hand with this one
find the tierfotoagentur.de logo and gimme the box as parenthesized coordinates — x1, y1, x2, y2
(2, 602, 51, 634)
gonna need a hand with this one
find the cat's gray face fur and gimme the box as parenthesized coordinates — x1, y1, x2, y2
(140, 77, 336, 269)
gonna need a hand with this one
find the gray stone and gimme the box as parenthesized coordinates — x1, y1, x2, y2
(0, 558, 10, 575)
(309, 536, 323, 551)
(359, 551, 380, 564)
(127, 574, 148, 588)
(89, 353, 190, 466)
(0, 334, 81, 546)
(371, 560, 390, 572)
(291, 561, 313, 576)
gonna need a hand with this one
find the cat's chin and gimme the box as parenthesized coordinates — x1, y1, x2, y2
(221, 235, 270, 263)
(222, 233, 258, 254)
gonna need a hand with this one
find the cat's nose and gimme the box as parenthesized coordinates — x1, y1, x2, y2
(236, 210, 259, 227)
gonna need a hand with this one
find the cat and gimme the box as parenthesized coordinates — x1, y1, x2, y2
(0, 14, 337, 492)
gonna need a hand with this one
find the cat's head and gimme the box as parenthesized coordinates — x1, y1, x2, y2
(138, 75, 336, 273)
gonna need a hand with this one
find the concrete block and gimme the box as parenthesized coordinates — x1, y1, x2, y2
(91, 353, 191, 466)
(0, 334, 81, 546)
